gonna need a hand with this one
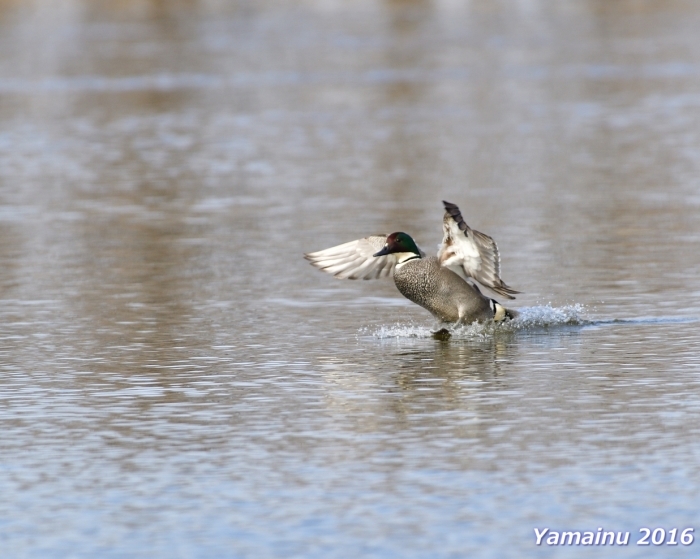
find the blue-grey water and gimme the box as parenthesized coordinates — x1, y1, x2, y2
(1, 1, 700, 558)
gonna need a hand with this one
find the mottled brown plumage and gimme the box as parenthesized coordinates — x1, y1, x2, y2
(393, 256, 496, 323)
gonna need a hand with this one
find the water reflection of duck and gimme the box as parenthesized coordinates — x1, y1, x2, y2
(305, 201, 520, 325)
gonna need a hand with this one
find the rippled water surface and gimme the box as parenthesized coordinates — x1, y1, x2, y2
(2, 1, 700, 558)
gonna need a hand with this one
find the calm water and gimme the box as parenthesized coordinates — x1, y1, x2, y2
(2, 1, 700, 557)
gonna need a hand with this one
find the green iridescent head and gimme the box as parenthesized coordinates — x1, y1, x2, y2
(373, 232, 421, 257)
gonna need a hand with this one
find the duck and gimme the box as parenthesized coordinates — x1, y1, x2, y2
(304, 200, 520, 325)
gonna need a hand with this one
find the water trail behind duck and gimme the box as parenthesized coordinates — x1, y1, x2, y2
(359, 304, 589, 339)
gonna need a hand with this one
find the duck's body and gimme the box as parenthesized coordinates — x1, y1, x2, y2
(394, 256, 496, 323)
(304, 201, 520, 325)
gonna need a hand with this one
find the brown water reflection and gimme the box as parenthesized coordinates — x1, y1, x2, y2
(1, 1, 700, 558)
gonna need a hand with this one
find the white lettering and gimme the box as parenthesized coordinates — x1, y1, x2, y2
(561, 532, 581, 545)
(534, 528, 548, 545)
(536, 527, 632, 546)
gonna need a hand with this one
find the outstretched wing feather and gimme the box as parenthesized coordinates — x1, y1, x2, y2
(440, 200, 520, 299)
(304, 235, 399, 280)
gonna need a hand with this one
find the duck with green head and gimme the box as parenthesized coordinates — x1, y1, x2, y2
(304, 201, 519, 325)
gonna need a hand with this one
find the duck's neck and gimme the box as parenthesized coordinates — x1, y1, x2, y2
(396, 252, 421, 268)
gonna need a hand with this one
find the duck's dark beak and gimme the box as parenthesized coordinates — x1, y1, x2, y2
(373, 245, 390, 257)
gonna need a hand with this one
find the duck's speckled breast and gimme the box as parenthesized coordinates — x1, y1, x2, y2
(393, 256, 493, 323)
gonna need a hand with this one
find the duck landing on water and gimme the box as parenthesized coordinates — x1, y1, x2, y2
(304, 200, 520, 329)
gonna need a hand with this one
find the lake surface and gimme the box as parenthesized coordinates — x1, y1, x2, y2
(1, 1, 700, 557)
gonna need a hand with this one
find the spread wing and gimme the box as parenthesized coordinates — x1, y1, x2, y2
(437, 200, 520, 299)
(304, 235, 398, 280)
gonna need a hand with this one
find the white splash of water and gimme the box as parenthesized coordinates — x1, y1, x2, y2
(510, 303, 588, 328)
(358, 304, 589, 339)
